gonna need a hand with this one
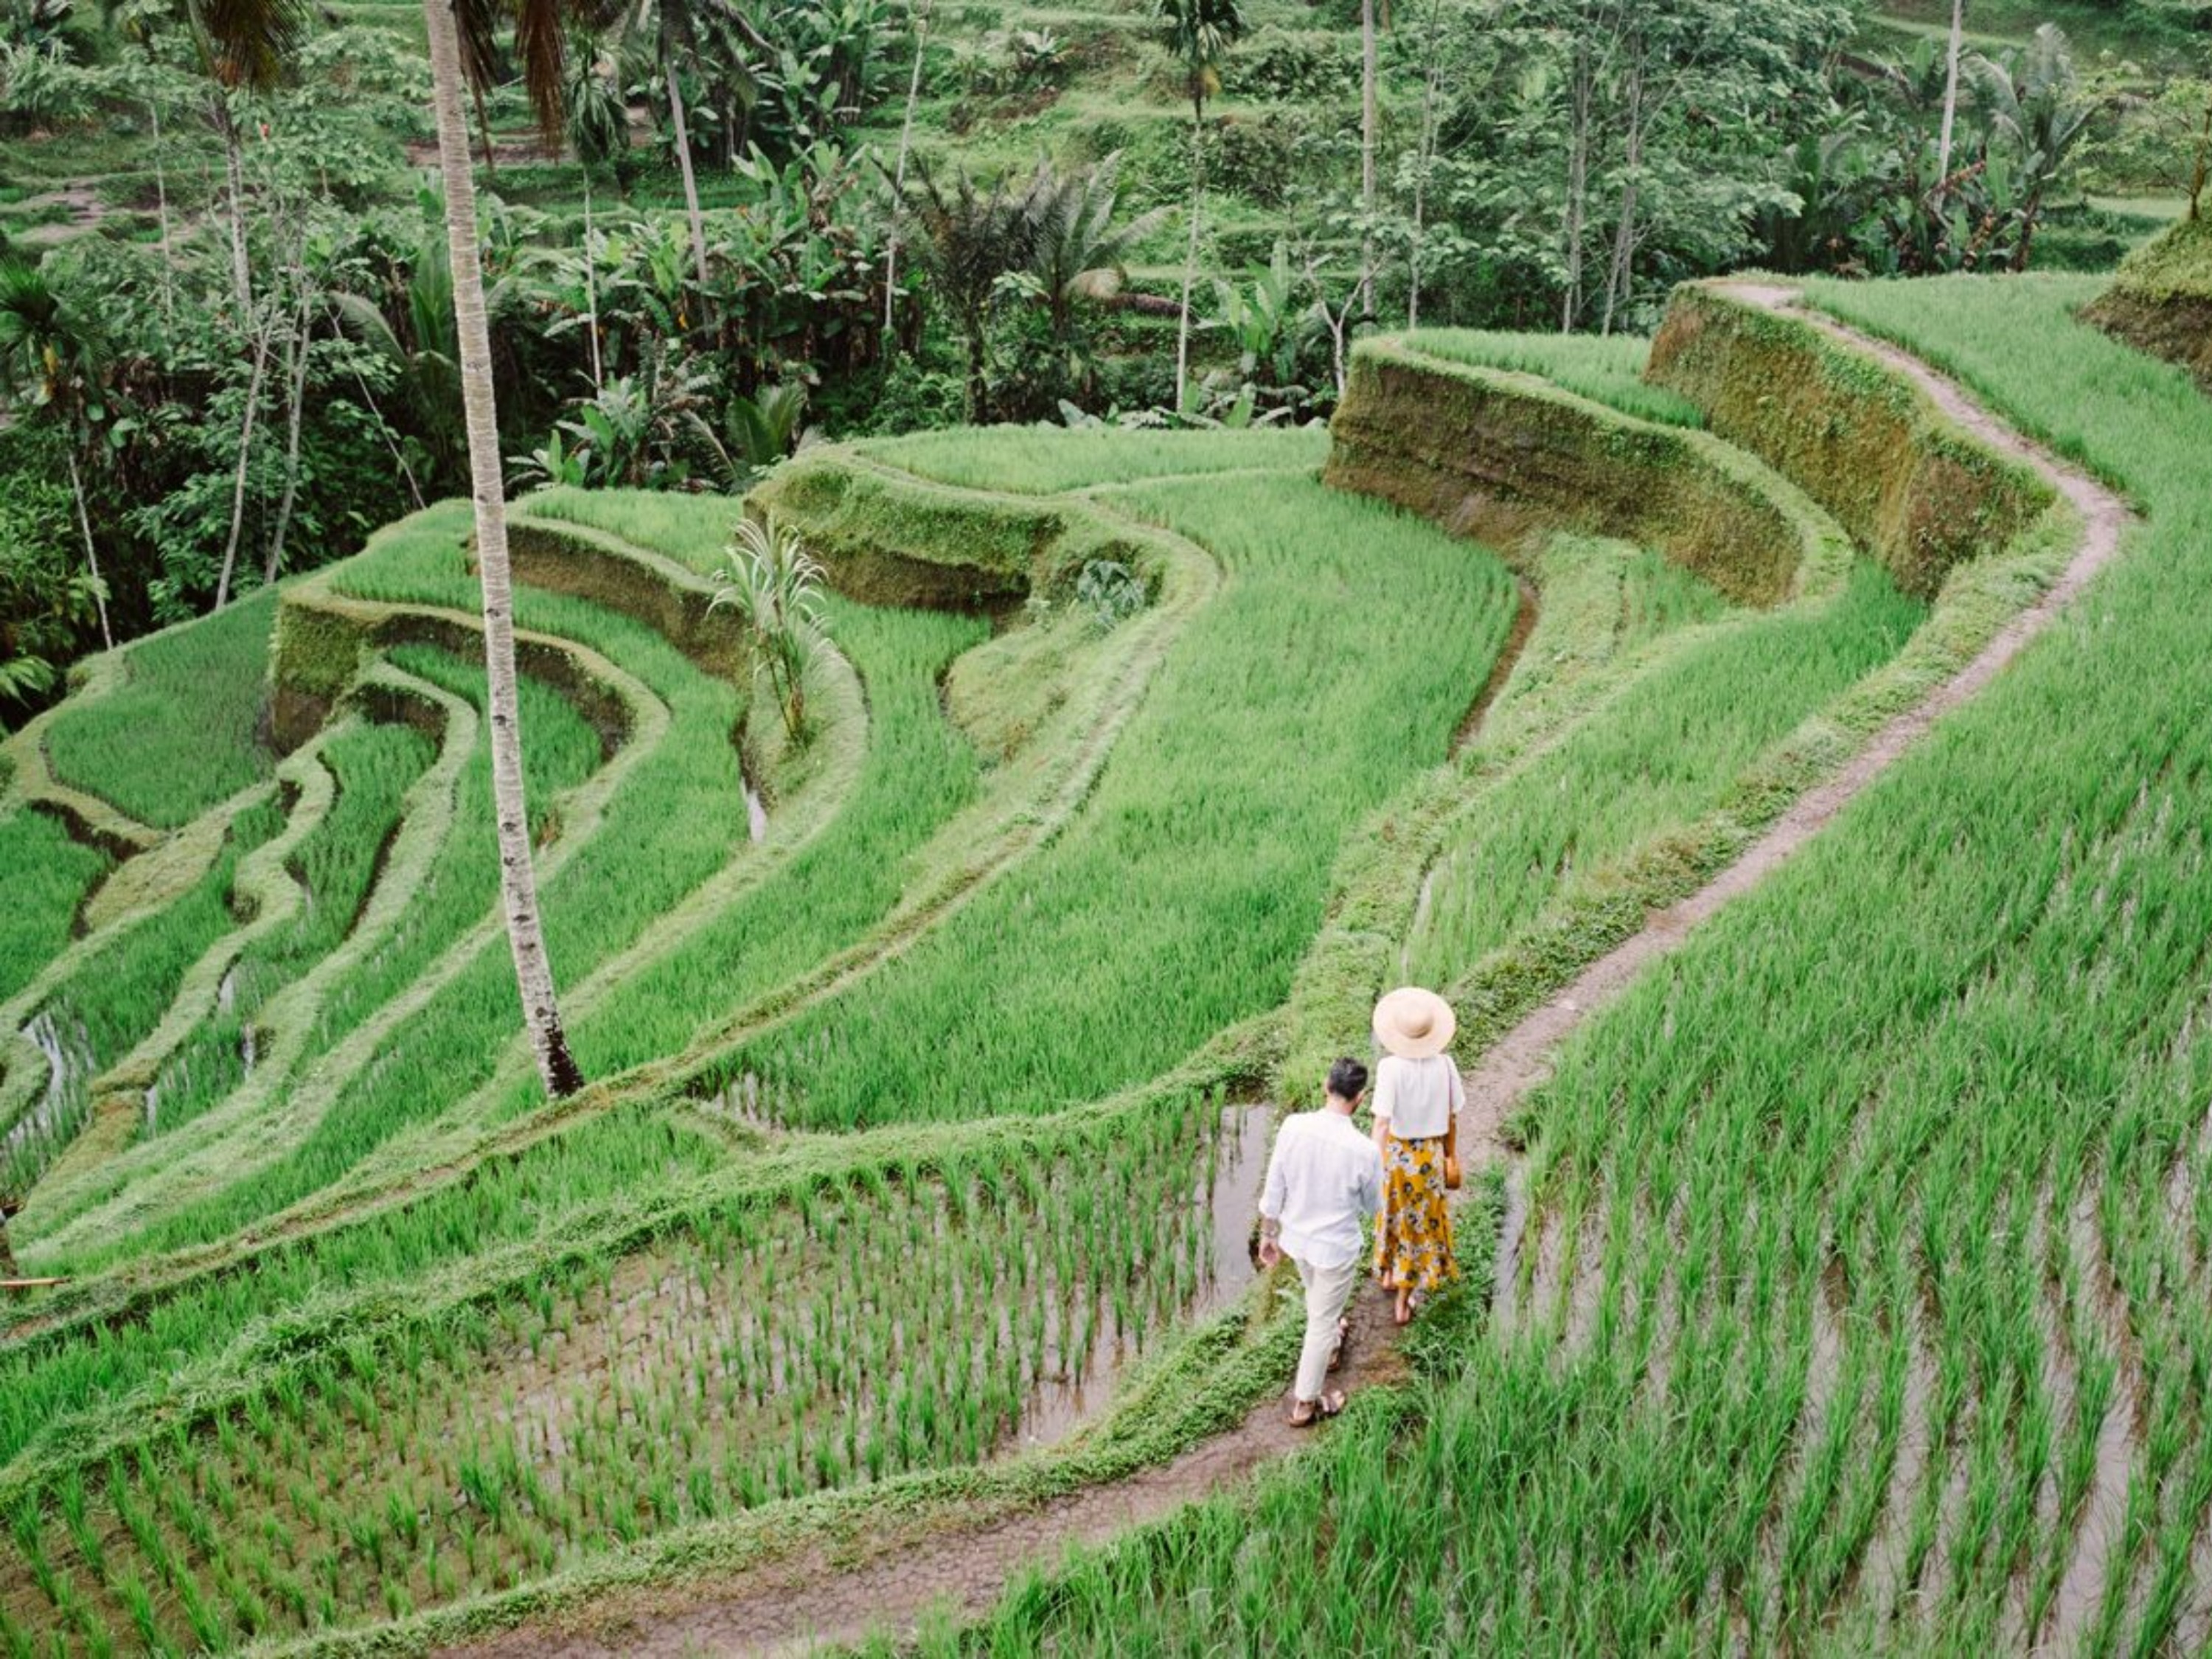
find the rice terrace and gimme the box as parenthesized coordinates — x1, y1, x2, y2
(2, 0, 2212, 1652)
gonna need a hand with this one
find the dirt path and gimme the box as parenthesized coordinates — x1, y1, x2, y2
(445, 289, 2132, 1658)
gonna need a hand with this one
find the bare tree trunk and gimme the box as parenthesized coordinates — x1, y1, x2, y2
(215, 95, 253, 317)
(664, 58, 712, 293)
(1360, 0, 1378, 319)
(470, 74, 498, 176)
(1176, 111, 1203, 409)
(339, 332, 426, 510)
(582, 177, 605, 391)
(1561, 35, 1592, 333)
(64, 451, 112, 650)
(1936, 0, 1965, 195)
(1407, 0, 1445, 329)
(1600, 43, 1645, 338)
(2189, 92, 2210, 221)
(149, 98, 175, 327)
(265, 273, 316, 585)
(214, 313, 274, 611)
(424, 0, 584, 1099)
(883, 0, 930, 349)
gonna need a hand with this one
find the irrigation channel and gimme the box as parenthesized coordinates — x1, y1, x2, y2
(435, 286, 2132, 1657)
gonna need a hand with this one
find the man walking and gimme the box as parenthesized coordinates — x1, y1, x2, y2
(1259, 1057, 1384, 1425)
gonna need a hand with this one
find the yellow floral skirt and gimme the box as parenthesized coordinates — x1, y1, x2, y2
(1375, 1134, 1457, 1293)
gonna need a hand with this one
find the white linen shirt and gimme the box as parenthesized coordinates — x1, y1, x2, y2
(1260, 1110, 1384, 1270)
(1371, 1052, 1464, 1141)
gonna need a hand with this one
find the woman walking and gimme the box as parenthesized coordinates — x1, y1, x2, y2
(1370, 985, 1464, 1325)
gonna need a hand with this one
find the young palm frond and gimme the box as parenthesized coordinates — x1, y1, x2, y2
(1020, 151, 1169, 339)
(711, 518, 830, 745)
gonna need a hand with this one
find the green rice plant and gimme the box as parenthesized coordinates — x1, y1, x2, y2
(52, 638, 608, 1265)
(39, 588, 279, 829)
(0, 796, 285, 1192)
(742, 473, 1515, 1127)
(880, 277, 2212, 1654)
(1399, 328, 1708, 428)
(851, 424, 1332, 495)
(0, 812, 109, 1004)
(1404, 558, 1922, 989)
(140, 717, 437, 1141)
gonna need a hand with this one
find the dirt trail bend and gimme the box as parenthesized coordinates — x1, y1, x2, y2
(444, 288, 2132, 1659)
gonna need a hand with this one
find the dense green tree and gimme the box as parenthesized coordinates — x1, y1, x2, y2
(0, 260, 113, 649)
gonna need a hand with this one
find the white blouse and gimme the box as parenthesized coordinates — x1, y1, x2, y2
(1371, 1052, 1464, 1140)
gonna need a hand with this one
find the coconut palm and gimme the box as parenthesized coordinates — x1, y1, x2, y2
(170, 0, 615, 1099)
(1152, 0, 1242, 407)
(0, 260, 114, 651)
(1023, 151, 1167, 346)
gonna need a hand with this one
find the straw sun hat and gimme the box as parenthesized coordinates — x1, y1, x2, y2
(1372, 986, 1457, 1060)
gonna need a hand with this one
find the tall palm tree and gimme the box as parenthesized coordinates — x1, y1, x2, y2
(625, 0, 775, 298)
(175, 0, 308, 315)
(178, 0, 607, 1098)
(1153, 0, 1241, 408)
(0, 261, 114, 651)
(420, 0, 598, 1098)
(882, 0, 932, 345)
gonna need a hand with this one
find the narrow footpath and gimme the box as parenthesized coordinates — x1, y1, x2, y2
(448, 286, 2133, 1658)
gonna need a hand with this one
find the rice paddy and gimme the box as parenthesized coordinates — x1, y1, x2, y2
(1, 270, 2189, 1654)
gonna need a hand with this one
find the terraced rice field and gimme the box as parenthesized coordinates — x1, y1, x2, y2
(0, 272, 2195, 1655)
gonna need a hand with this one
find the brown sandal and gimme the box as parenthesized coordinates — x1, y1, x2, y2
(1289, 1388, 1347, 1427)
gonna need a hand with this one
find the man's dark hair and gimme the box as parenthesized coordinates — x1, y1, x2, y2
(1326, 1056, 1368, 1102)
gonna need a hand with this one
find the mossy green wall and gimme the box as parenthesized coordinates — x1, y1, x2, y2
(1646, 284, 2052, 599)
(1323, 340, 1813, 607)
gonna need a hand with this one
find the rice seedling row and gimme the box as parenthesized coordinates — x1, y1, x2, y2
(0, 1098, 1244, 1652)
(36, 636, 612, 1273)
(134, 717, 438, 1144)
(0, 797, 288, 1198)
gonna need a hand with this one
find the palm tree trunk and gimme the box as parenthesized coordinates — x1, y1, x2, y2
(1360, 0, 1377, 320)
(423, 0, 585, 1101)
(1600, 47, 1645, 338)
(214, 314, 274, 611)
(1936, 0, 1965, 196)
(64, 451, 112, 651)
(883, 1, 930, 348)
(1560, 35, 1591, 334)
(470, 74, 498, 177)
(2188, 91, 2209, 221)
(664, 59, 712, 293)
(1175, 112, 1203, 411)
